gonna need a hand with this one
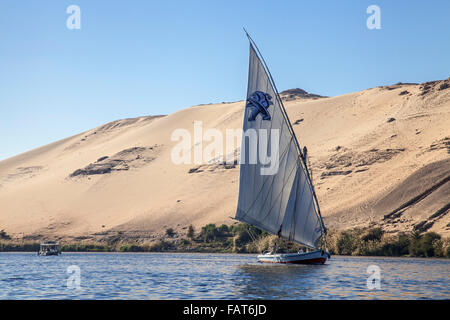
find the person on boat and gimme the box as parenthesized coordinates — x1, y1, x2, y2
(298, 248, 304, 254)
(302, 146, 308, 165)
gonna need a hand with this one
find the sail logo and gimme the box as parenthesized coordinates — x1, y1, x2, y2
(246, 91, 273, 121)
(171, 121, 280, 176)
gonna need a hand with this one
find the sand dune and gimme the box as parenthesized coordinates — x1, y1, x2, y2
(0, 80, 449, 242)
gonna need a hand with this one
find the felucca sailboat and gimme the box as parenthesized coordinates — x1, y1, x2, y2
(235, 31, 330, 264)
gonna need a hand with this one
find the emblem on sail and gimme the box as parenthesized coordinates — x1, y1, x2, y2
(246, 91, 273, 121)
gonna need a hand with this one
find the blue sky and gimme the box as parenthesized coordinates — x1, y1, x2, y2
(1, 0, 449, 160)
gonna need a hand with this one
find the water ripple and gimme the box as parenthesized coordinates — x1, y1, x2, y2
(0, 253, 448, 299)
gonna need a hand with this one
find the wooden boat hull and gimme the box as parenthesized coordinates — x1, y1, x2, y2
(257, 250, 329, 265)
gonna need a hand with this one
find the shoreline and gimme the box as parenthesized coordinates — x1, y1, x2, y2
(0, 241, 449, 259)
(1, 223, 449, 258)
(1, 250, 450, 260)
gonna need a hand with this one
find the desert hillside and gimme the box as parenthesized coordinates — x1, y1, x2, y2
(0, 80, 449, 242)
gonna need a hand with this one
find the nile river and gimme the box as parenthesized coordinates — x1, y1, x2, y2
(0, 253, 448, 299)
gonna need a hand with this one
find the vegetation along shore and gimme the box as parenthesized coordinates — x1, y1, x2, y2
(1, 224, 449, 258)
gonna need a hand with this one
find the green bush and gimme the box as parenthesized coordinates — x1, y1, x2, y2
(328, 228, 450, 258)
(0, 230, 11, 240)
(380, 233, 410, 256)
(234, 229, 252, 247)
(433, 240, 444, 257)
(200, 223, 234, 242)
(361, 227, 384, 242)
(150, 240, 173, 252)
(187, 225, 195, 239)
(61, 243, 111, 252)
(409, 232, 441, 257)
(218, 224, 229, 234)
(0, 241, 40, 252)
(336, 230, 359, 255)
(201, 224, 219, 242)
(180, 239, 191, 245)
(166, 228, 175, 237)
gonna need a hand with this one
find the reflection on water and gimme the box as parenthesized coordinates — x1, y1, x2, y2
(235, 264, 326, 299)
(0, 253, 448, 299)
(234, 256, 450, 299)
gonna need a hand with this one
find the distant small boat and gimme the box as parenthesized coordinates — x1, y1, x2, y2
(38, 241, 61, 256)
(235, 31, 330, 265)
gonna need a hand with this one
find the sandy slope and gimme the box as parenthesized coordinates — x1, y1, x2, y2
(0, 80, 449, 241)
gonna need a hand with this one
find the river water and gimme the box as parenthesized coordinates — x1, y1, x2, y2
(0, 252, 448, 299)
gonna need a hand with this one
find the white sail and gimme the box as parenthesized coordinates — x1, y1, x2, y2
(280, 162, 324, 248)
(235, 36, 325, 249)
